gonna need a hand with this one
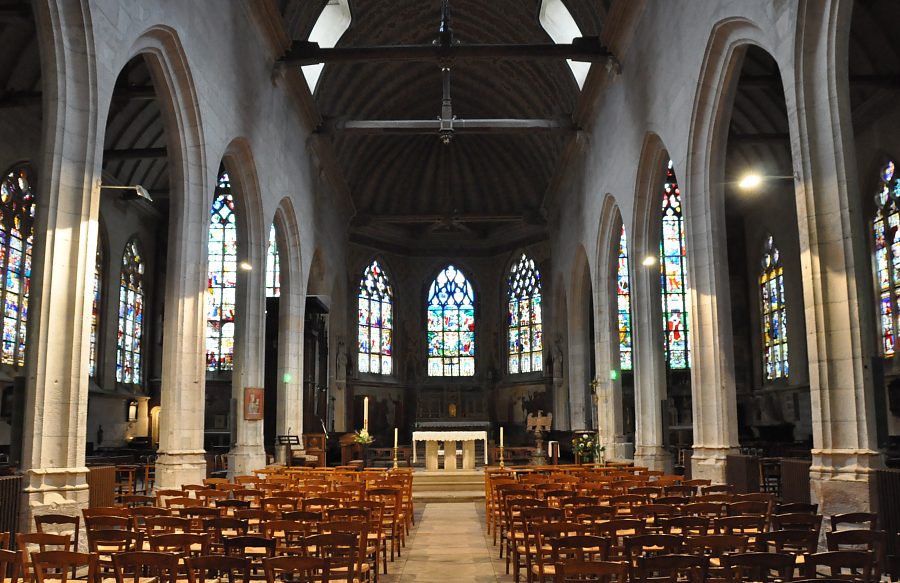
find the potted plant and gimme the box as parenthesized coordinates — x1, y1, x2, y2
(572, 433, 605, 465)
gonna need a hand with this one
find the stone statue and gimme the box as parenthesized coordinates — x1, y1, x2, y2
(336, 339, 348, 379)
(552, 336, 564, 379)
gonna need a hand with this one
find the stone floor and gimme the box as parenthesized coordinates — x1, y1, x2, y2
(382, 502, 514, 582)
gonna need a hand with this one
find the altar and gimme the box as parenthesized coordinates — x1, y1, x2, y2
(412, 430, 488, 470)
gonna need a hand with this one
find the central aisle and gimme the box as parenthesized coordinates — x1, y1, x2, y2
(389, 502, 505, 582)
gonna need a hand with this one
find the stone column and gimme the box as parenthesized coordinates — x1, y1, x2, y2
(631, 204, 672, 472)
(682, 60, 742, 482)
(19, 0, 98, 531)
(273, 211, 304, 441)
(425, 441, 439, 471)
(154, 165, 211, 489)
(787, 0, 880, 513)
(443, 440, 457, 471)
(229, 207, 267, 476)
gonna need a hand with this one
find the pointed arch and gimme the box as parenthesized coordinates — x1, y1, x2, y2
(506, 251, 543, 374)
(357, 257, 394, 375)
(426, 264, 476, 377)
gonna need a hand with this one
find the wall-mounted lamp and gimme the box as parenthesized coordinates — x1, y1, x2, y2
(101, 184, 154, 203)
(737, 172, 796, 191)
(641, 256, 657, 267)
(126, 399, 138, 422)
(239, 261, 253, 271)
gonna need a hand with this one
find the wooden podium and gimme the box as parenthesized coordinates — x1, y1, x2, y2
(339, 433, 364, 466)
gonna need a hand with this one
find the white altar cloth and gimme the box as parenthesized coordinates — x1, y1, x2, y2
(411, 430, 488, 464)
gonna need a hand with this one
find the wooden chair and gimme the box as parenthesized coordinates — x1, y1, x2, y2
(0, 549, 19, 583)
(34, 515, 80, 552)
(185, 556, 250, 583)
(716, 515, 767, 542)
(223, 535, 276, 576)
(233, 509, 277, 534)
(86, 529, 142, 574)
(826, 529, 885, 578)
(701, 485, 735, 495)
(366, 488, 404, 561)
(263, 520, 317, 554)
(31, 551, 96, 583)
(633, 554, 708, 582)
(148, 532, 210, 568)
(16, 533, 71, 582)
(771, 512, 823, 539)
(594, 519, 646, 560)
(316, 521, 372, 582)
(530, 523, 589, 583)
(143, 516, 193, 535)
(723, 551, 797, 583)
(633, 504, 678, 533)
(756, 529, 818, 557)
(682, 502, 725, 520)
(624, 534, 684, 564)
(803, 550, 874, 582)
(263, 556, 329, 583)
(85, 515, 132, 532)
(203, 517, 249, 553)
(552, 560, 628, 582)
(302, 533, 359, 583)
(112, 551, 179, 583)
(664, 516, 710, 537)
(120, 495, 156, 508)
(775, 502, 818, 514)
(831, 512, 877, 531)
(215, 499, 251, 511)
(83, 507, 131, 519)
(0, 532, 8, 550)
(685, 534, 749, 581)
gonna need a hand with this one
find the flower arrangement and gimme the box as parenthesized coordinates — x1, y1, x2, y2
(353, 428, 375, 445)
(571, 433, 605, 462)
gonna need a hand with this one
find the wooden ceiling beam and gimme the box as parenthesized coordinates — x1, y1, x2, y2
(281, 36, 610, 66)
(103, 147, 167, 161)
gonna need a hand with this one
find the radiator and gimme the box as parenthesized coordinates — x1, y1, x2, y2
(87, 466, 116, 508)
(779, 458, 811, 504)
(0, 475, 22, 545)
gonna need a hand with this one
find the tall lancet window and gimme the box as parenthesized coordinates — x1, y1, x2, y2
(660, 160, 690, 369)
(206, 170, 237, 372)
(266, 224, 280, 298)
(427, 265, 475, 377)
(617, 225, 633, 371)
(357, 259, 393, 375)
(507, 253, 543, 374)
(90, 245, 102, 378)
(116, 239, 144, 384)
(874, 160, 900, 356)
(0, 165, 35, 367)
(760, 235, 788, 379)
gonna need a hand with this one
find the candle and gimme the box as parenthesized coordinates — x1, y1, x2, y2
(500, 426, 504, 448)
(394, 427, 399, 448)
(363, 396, 369, 431)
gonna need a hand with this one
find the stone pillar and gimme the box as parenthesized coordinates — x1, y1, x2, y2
(425, 441, 439, 471)
(788, 0, 881, 513)
(631, 198, 672, 472)
(19, 0, 97, 531)
(274, 213, 304, 440)
(229, 204, 267, 477)
(462, 440, 475, 470)
(682, 59, 742, 483)
(154, 164, 211, 489)
(443, 440, 457, 471)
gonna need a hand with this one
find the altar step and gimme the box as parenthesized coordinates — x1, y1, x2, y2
(412, 470, 485, 502)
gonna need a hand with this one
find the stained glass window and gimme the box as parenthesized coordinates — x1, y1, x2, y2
(266, 223, 280, 298)
(427, 265, 475, 377)
(660, 160, 690, 369)
(357, 259, 393, 375)
(206, 170, 237, 372)
(873, 160, 900, 356)
(760, 234, 788, 379)
(507, 253, 543, 374)
(89, 245, 102, 378)
(0, 165, 36, 367)
(116, 239, 144, 384)
(617, 225, 633, 371)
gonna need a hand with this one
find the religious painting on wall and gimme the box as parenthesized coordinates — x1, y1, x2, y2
(243, 386, 264, 420)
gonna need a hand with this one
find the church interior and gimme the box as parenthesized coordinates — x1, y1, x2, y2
(2, 0, 900, 580)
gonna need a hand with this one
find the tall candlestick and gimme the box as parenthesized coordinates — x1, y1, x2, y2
(363, 396, 369, 431)
(394, 427, 398, 448)
(500, 426, 504, 448)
